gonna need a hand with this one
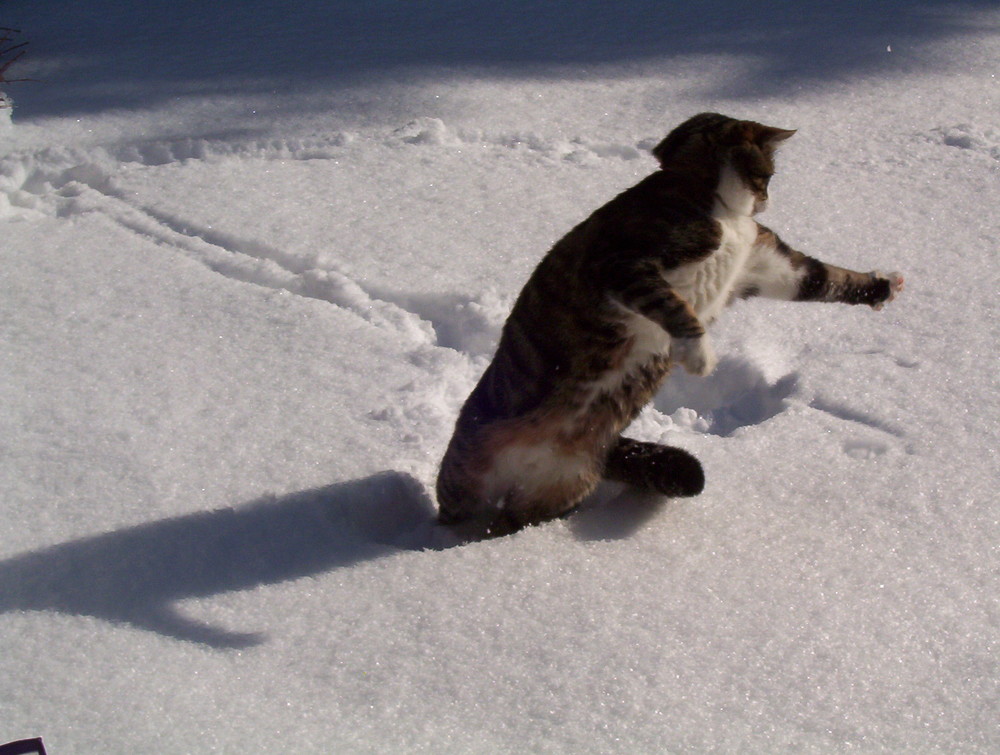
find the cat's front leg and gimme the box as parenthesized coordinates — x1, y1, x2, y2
(749, 226, 904, 308)
(607, 259, 717, 376)
(802, 266, 905, 308)
(671, 335, 718, 376)
(869, 271, 905, 310)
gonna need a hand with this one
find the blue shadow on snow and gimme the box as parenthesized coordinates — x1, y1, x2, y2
(0, 472, 448, 649)
(2, 0, 996, 117)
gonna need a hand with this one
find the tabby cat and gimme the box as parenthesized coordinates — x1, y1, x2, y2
(437, 112, 903, 538)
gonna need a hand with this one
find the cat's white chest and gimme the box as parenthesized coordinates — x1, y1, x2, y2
(666, 212, 756, 323)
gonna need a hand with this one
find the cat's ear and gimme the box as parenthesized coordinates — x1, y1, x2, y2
(756, 125, 796, 148)
(726, 121, 795, 149)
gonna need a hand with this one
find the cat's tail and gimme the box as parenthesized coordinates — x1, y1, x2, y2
(603, 437, 704, 497)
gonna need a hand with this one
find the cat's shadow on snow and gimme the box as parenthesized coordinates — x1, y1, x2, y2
(0, 472, 452, 649)
(569, 484, 672, 542)
(0, 471, 668, 649)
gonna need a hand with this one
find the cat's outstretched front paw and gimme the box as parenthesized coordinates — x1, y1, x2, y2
(870, 271, 904, 310)
(672, 336, 718, 377)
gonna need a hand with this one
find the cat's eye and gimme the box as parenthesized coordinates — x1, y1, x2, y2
(750, 172, 772, 190)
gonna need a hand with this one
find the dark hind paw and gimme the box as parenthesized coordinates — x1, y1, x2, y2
(644, 446, 705, 497)
(437, 508, 463, 526)
(604, 438, 705, 497)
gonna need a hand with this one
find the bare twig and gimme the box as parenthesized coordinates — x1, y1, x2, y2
(0, 27, 30, 84)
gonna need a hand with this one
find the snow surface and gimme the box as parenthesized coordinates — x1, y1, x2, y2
(1, 1, 999, 752)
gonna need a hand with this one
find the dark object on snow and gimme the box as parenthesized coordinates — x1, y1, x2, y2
(0, 738, 47, 755)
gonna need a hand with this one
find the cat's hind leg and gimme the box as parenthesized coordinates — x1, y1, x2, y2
(441, 461, 599, 539)
(436, 465, 509, 541)
(500, 475, 600, 534)
(488, 438, 604, 532)
(437, 426, 602, 537)
(603, 436, 705, 497)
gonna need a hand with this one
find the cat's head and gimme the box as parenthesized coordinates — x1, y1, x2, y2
(652, 113, 795, 214)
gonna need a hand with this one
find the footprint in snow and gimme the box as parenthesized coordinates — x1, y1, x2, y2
(928, 124, 1000, 161)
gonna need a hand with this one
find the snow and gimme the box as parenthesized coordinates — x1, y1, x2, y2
(1, 0, 999, 751)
